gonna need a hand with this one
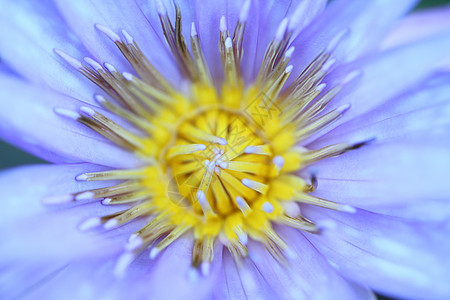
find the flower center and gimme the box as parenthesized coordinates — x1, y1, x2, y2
(48, 0, 366, 276)
(165, 108, 272, 217)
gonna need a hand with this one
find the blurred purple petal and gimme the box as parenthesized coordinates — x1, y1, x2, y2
(53, 0, 181, 83)
(247, 226, 376, 299)
(289, 0, 418, 78)
(304, 207, 450, 299)
(0, 74, 142, 167)
(0, 0, 98, 101)
(145, 236, 223, 300)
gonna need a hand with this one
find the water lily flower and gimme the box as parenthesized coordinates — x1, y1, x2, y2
(1, 0, 450, 299)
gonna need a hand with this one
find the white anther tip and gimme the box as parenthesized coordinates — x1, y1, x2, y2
(128, 233, 138, 242)
(54, 49, 83, 69)
(197, 144, 207, 151)
(104, 219, 118, 230)
(114, 252, 134, 278)
(78, 217, 101, 231)
(275, 18, 289, 40)
(200, 262, 211, 276)
(83, 57, 102, 70)
(239, 0, 251, 22)
(95, 94, 106, 103)
(121, 29, 134, 44)
(341, 70, 361, 85)
(285, 248, 297, 259)
(241, 178, 251, 187)
(75, 191, 95, 201)
(220, 16, 227, 32)
(80, 106, 97, 117)
(104, 63, 117, 73)
(316, 83, 327, 92)
(190, 22, 198, 37)
(326, 28, 349, 52)
(285, 65, 293, 73)
(225, 37, 233, 49)
(95, 24, 120, 42)
(155, 0, 167, 15)
(238, 233, 248, 245)
(341, 204, 356, 213)
(219, 161, 229, 169)
(316, 219, 337, 231)
(322, 59, 336, 72)
(262, 202, 274, 213)
(149, 248, 160, 259)
(196, 190, 207, 203)
(218, 137, 227, 145)
(273, 156, 285, 168)
(244, 146, 255, 154)
(122, 72, 134, 81)
(337, 104, 351, 114)
(41, 194, 73, 205)
(125, 236, 143, 251)
(101, 198, 112, 205)
(54, 108, 81, 120)
(235, 196, 245, 207)
(75, 173, 89, 181)
(285, 46, 295, 59)
(188, 268, 200, 283)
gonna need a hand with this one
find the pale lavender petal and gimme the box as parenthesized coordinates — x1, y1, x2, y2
(0, 163, 126, 262)
(303, 207, 450, 299)
(241, 0, 326, 82)
(306, 31, 450, 143)
(214, 250, 277, 299)
(312, 72, 450, 148)
(0, 0, 98, 102)
(247, 227, 375, 300)
(289, 0, 418, 77)
(53, 0, 181, 83)
(6, 258, 151, 300)
(307, 140, 450, 219)
(0, 163, 115, 222)
(305, 73, 450, 220)
(381, 6, 450, 50)
(0, 74, 142, 167)
(145, 236, 223, 300)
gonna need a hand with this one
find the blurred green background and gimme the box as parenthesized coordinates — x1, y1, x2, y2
(0, 1, 449, 299)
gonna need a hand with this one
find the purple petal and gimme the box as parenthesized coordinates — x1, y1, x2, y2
(240, 0, 326, 82)
(53, 0, 181, 83)
(303, 207, 450, 299)
(5, 258, 151, 300)
(0, 163, 117, 222)
(312, 72, 450, 148)
(0, 74, 142, 167)
(0, 163, 127, 263)
(214, 249, 277, 299)
(307, 140, 450, 220)
(382, 6, 450, 50)
(307, 31, 450, 143)
(145, 236, 223, 300)
(289, 0, 418, 76)
(0, 0, 98, 102)
(246, 226, 375, 299)
(306, 73, 450, 220)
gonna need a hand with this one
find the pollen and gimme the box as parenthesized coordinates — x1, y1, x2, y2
(50, 0, 367, 276)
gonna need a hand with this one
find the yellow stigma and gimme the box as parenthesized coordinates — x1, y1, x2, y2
(52, 2, 363, 275)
